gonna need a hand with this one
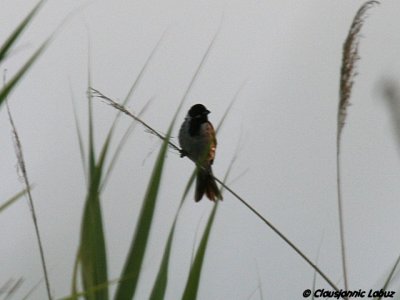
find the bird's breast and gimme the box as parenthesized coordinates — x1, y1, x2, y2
(179, 121, 216, 165)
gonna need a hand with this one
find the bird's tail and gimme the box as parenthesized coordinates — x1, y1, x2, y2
(195, 166, 223, 202)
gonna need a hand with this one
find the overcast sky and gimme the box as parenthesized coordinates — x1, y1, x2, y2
(1, 0, 400, 299)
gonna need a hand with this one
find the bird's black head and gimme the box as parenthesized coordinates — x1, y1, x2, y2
(188, 104, 210, 119)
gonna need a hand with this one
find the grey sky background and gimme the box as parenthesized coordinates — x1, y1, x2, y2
(1, 0, 400, 299)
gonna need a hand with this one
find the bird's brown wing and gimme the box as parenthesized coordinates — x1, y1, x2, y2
(207, 121, 217, 165)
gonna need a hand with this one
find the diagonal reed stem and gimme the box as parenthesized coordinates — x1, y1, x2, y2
(91, 88, 341, 294)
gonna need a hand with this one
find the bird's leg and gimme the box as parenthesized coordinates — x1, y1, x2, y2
(180, 149, 188, 158)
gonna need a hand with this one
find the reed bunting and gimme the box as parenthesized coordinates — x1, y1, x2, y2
(179, 104, 222, 202)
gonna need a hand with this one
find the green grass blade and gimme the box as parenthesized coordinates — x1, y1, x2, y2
(180, 171, 196, 206)
(95, 32, 165, 190)
(89, 30, 216, 297)
(115, 81, 185, 299)
(97, 124, 114, 176)
(148, 217, 176, 300)
(181, 202, 219, 300)
(93, 26, 218, 299)
(78, 38, 109, 300)
(215, 79, 246, 133)
(79, 165, 108, 300)
(70, 249, 80, 300)
(79, 132, 110, 300)
(149, 77, 237, 299)
(121, 32, 165, 107)
(172, 23, 220, 123)
(0, 0, 44, 62)
(86, 36, 95, 176)
(63, 276, 126, 300)
(0, 40, 49, 107)
(145, 31, 221, 296)
(69, 80, 87, 184)
(97, 31, 165, 190)
(0, 188, 30, 213)
(149, 169, 195, 300)
(181, 134, 239, 300)
(114, 127, 173, 300)
(101, 98, 153, 190)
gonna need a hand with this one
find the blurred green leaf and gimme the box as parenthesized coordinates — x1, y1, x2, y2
(181, 202, 219, 300)
(148, 219, 175, 300)
(79, 163, 108, 300)
(100, 32, 165, 189)
(0, 40, 49, 108)
(101, 97, 153, 190)
(0, 0, 44, 62)
(0, 1, 48, 108)
(87, 40, 96, 176)
(70, 249, 80, 300)
(62, 276, 121, 300)
(149, 171, 196, 300)
(69, 81, 87, 184)
(114, 124, 173, 300)
(73, 31, 165, 300)
(114, 21, 219, 300)
(0, 188, 29, 213)
(77, 45, 108, 300)
(180, 124, 239, 300)
(150, 76, 238, 299)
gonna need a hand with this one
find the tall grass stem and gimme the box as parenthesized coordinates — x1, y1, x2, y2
(336, 1, 379, 293)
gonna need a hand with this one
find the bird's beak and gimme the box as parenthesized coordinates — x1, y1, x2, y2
(204, 110, 210, 115)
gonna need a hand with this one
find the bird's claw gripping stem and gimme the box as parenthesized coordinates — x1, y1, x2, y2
(180, 149, 188, 158)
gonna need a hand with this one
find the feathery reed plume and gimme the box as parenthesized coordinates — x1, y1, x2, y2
(336, 0, 379, 294)
(338, 1, 379, 133)
(92, 89, 341, 293)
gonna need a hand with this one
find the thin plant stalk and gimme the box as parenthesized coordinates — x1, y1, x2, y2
(0, 187, 31, 213)
(22, 277, 45, 300)
(6, 103, 52, 300)
(336, 1, 379, 293)
(3, 68, 51, 299)
(4, 278, 24, 300)
(92, 89, 341, 293)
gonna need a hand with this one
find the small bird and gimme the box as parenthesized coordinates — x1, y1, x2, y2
(179, 104, 222, 202)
